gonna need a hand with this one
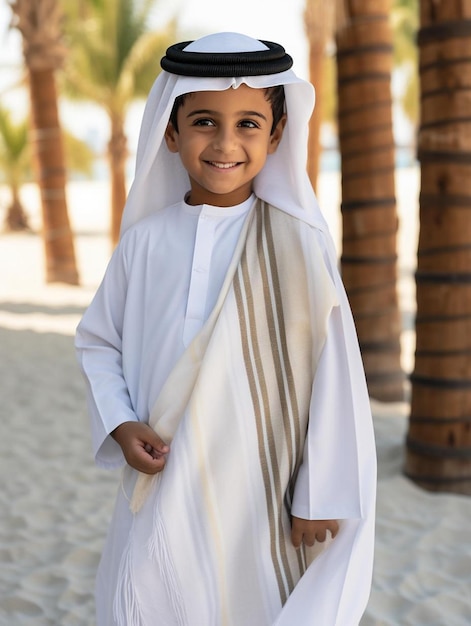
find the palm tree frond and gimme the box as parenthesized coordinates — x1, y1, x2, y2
(118, 25, 176, 98)
(0, 106, 29, 163)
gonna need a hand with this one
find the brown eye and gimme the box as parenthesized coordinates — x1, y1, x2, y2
(238, 119, 259, 129)
(193, 118, 215, 127)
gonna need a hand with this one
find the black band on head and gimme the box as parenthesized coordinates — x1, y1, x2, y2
(160, 40, 293, 77)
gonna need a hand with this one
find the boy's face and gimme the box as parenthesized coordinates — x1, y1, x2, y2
(164, 84, 286, 207)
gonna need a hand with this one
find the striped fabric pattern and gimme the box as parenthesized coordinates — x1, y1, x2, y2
(233, 202, 309, 603)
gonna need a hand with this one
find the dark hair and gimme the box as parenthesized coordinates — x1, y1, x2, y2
(168, 85, 285, 134)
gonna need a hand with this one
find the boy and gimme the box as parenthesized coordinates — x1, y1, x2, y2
(76, 32, 376, 626)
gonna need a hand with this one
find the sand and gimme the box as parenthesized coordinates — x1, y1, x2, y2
(0, 170, 470, 625)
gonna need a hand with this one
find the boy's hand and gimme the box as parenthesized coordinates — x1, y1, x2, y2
(111, 421, 170, 475)
(291, 516, 339, 548)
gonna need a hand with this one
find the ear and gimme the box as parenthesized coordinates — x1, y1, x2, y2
(268, 114, 287, 154)
(164, 122, 179, 153)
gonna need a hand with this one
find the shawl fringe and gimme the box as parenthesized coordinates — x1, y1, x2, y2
(148, 508, 187, 625)
(113, 524, 144, 626)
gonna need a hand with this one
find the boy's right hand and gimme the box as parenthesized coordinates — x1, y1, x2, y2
(111, 422, 170, 475)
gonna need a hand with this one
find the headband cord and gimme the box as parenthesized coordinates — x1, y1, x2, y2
(160, 40, 293, 77)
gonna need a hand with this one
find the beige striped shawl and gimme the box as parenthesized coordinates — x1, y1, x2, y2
(123, 199, 337, 625)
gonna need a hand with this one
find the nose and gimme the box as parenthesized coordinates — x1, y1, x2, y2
(213, 125, 236, 153)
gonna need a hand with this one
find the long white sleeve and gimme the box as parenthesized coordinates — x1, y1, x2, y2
(76, 242, 138, 468)
(291, 306, 366, 520)
(281, 231, 377, 626)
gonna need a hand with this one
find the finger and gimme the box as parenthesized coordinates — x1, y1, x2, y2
(291, 527, 303, 548)
(330, 521, 340, 538)
(135, 450, 167, 474)
(140, 443, 165, 461)
(314, 529, 327, 543)
(131, 440, 167, 469)
(143, 442, 165, 459)
(146, 430, 170, 454)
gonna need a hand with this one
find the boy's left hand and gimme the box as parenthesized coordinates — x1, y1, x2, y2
(291, 516, 339, 548)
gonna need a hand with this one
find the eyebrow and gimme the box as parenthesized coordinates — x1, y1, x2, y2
(186, 109, 268, 122)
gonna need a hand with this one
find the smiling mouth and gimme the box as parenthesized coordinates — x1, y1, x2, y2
(207, 161, 239, 169)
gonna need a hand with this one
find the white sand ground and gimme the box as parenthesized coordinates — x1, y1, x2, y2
(0, 169, 470, 625)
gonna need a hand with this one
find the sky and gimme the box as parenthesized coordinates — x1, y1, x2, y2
(0, 0, 309, 157)
(163, 0, 309, 76)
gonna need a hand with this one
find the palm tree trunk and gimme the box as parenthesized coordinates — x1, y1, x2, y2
(405, 0, 471, 494)
(305, 0, 334, 190)
(5, 185, 30, 231)
(29, 68, 79, 283)
(109, 114, 128, 246)
(335, 0, 404, 401)
(11, 0, 79, 284)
